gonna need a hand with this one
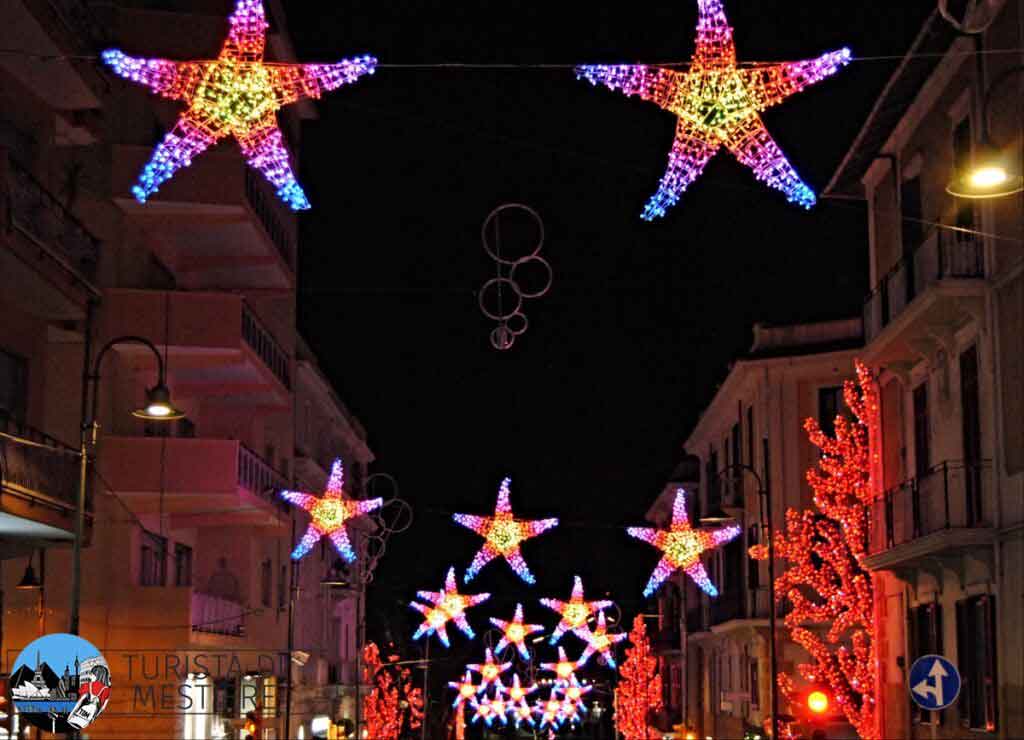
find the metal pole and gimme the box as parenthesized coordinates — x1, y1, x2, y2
(284, 517, 295, 740)
(421, 639, 430, 740)
(69, 300, 95, 637)
(354, 572, 363, 737)
(764, 437, 779, 740)
(679, 577, 687, 736)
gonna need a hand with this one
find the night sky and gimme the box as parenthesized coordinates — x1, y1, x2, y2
(286, 1, 935, 646)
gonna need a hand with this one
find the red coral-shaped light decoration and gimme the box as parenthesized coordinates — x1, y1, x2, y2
(613, 615, 663, 740)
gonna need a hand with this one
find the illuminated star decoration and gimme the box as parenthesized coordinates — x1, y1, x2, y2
(557, 674, 593, 706)
(541, 646, 586, 681)
(511, 699, 536, 729)
(491, 603, 546, 660)
(410, 567, 491, 647)
(579, 611, 628, 668)
(539, 575, 614, 645)
(280, 459, 382, 562)
(470, 697, 502, 727)
(507, 674, 538, 705)
(535, 690, 566, 729)
(448, 671, 480, 709)
(466, 648, 513, 692)
(453, 477, 559, 584)
(102, 0, 376, 210)
(627, 488, 741, 597)
(575, 0, 851, 219)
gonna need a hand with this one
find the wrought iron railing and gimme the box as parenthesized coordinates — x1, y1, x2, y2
(244, 170, 295, 271)
(863, 229, 984, 341)
(241, 303, 291, 389)
(5, 156, 100, 281)
(0, 414, 80, 510)
(870, 460, 991, 554)
(237, 444, 288, 506)
(192, 591, 246, 637)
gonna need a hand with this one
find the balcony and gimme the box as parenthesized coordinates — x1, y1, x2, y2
(101, 290, 291, 401)
(862, 229, 986, 368)
(111, 145, 295, 291)
(96, 437, 289, 529)
(866, 461, 995, 573)
(0, 150, 100, 318)
(192, 591, 246, 638)
(0, 414, 85, 556)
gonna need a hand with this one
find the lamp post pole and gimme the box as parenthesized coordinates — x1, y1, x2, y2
(71, 335, 182, 636)
(715, 448, 779, 740)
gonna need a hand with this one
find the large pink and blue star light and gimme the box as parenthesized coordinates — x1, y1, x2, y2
(579, 610, 628, 668)
(453, 477, 559, 584)
(627, 488, 741, 597)
(575, 0, 850, 219)
(280, 459, 382, 562)
(102, 0, 375, 210)
(410, 567, 491, 647)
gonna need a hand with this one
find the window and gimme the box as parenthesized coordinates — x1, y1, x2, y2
(747, 525, 761, 591)
(731, 423, 741, 474)
(278, 565, 287, 609)
(174, 544, 193, 587)
(746, 406, 755, 467)
(902, 175, 924, 253)
(0, 347, 28, 422)
(260, 560, 272, 608)
(705, 449, 719, 519)
(140, 532, 167, 587)
(960, 346, 983, 525)
(749, 656, 760, 708)
(913, 383, 931, 478)
(957, 595, 998, 731)
(818, 387, 844, 437)
(952, 117, 977, 234)
(908, 602, 943, 725)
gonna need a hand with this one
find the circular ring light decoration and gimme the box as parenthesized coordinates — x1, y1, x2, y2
(280, 459, 383, 562)
(101, 0, 375, 210)
(575, 0, 850, 220)
(453, 477, 559, 585)
(409, 566, 491, 647)
(478, 204, 552, 351)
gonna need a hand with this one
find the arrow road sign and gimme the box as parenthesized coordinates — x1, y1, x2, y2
(909, 655, 961, 711)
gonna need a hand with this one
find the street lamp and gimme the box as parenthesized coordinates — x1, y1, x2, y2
(946, 58, 1024, 199)
(70, 334, 184, 635)
(714, 443, 780, 740)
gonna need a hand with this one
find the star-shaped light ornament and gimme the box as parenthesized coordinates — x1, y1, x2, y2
(280, 460, 382, 562)
(579, 611, 628, 668)
(453, 477, 559, 584)
(541, 647, 586, 681)
(575, 0, 851, 219)
(470, 697, 503, 727)
(628, 488, 742, 597)
(535, 690, 566, 730)
(466, 648, 513, 691)
(506, 674, 538, 705)
(511, 699, 536, 729)
(448, 671, 480, 709)
(491, 603, 546, 660)
(410, 567, 491, 647)
(102, 0, 376, 210)
(539, 575, 614, 645)
(556, 674, 594, 705)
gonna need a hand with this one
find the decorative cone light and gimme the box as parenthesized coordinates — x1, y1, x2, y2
(132, 383, 185, 421)
(16, 560, 42, 590)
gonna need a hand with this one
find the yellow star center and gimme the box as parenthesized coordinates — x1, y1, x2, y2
(677, 69, 752, 131)
(194, 60, 276, 132)
(663, 530, 704, 567)
(506, 624, 526, 643)
(487, 519, 524, 552)
(460, 684, 475, 698)
(427, 608, 447, 628)
(441, 594, 466, 616)
(482, 665, 498, 681)
(562, 603, 589, 627)
(556, 663, 574, 679)
(593, 633, 610, 651)
(311, 498, 347, 531)
(568, 687, 582, 701)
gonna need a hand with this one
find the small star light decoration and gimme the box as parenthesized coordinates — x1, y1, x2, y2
(540, 575, 614, 645)
(491, 603, 546, 660)
(575, 0, 851, 219)
(541, 646, 586, 681)
(579, 610, 628, 668)
(628, 488, 742, 597)
(536, 689, 566, 730)
(507, 674, 538, 705)
(453, 477, 559, 584)
(280, 459, 382, 562)
(410, 567, 491, 647)
(102, 0, 375, 210)
(467, 648, 513, 692)
(448, 671, 479, 708)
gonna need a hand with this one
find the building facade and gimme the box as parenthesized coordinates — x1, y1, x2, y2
(0, 1, 373, 738)
(651, 319, 861, 739)
(827, 2, 1024, 738)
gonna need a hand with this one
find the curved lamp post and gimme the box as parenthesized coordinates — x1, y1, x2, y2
(714, 449, 780, 740)
(70, 335, 184, 635)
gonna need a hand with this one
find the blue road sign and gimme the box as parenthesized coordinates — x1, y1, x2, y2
(909, 655, 961, 711)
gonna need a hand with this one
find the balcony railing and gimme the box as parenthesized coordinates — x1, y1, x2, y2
(863, 229, 984, 342)
(242, 303, 291, 389)
(244, 170, 295, 272)
(238, 444, 288, 506)
(192, 591, 246, 637)
(0, 413, 80, 510)
(870, 460, 991, 554)
(5, 155, 100, 281)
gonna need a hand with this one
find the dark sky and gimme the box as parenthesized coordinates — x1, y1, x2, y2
(287, 1, 935, 643)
